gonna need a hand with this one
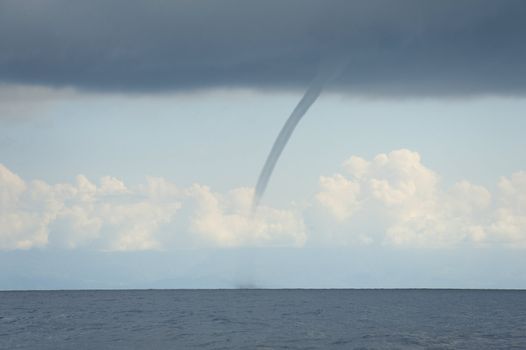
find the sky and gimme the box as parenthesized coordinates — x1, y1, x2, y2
(1, 0, 526, 289)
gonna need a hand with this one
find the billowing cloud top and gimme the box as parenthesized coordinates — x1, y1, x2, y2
(2, 149, 525, 251)
(1, 0, 525, 95)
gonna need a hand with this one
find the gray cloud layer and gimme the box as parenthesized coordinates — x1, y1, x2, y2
(1, 0, 525, 95)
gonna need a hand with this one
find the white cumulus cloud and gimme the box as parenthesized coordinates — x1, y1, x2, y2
(1, 150, 525, 251)
(0, 164, 305, 251)
(314, 149, 524, 248)
(188, 185, 306, 247)
(489, 172, 526, 246)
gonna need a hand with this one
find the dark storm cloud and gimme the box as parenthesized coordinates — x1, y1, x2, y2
(1, 0, 525, 95)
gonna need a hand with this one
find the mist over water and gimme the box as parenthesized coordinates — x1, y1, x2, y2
(252, 60, 348, 211)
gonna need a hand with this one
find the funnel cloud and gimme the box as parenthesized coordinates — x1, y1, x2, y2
(252, 62, 347, 210)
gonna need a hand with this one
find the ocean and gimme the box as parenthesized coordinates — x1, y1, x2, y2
(1, 289, 525, 349)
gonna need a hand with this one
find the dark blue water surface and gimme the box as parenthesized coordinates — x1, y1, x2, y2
(1, 289, 525, 349)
